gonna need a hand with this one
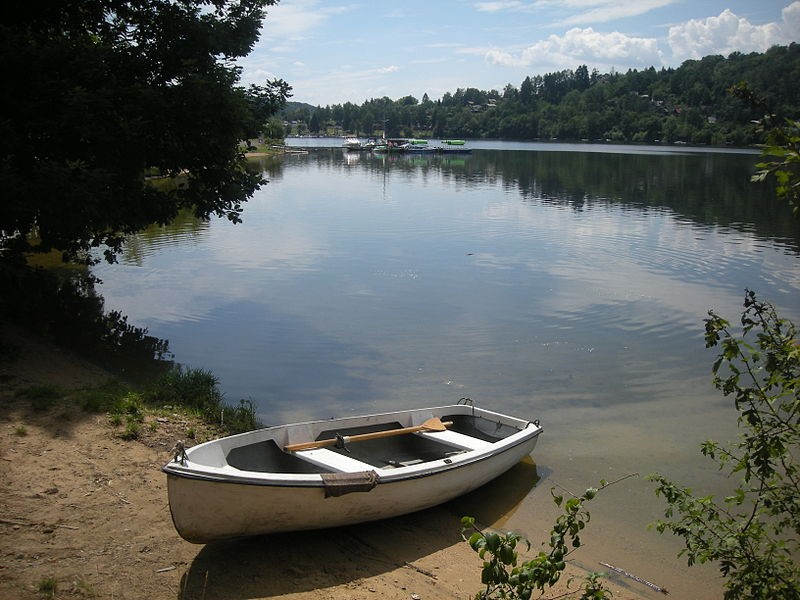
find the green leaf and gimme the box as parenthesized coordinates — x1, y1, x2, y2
(499, 545, 517, 565)
(484, 532, 501, 552)
(469, 532, 485, 550)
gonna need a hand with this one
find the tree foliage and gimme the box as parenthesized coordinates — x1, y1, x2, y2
(285, 44, 800, 147)
(649, 291, 800, 599)
(754, 118, 800, 216)
(0, 0, 290, 263)
(462, 483, 617, 600)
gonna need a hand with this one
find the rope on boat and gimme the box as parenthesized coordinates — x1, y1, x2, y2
(458, 396, 476, 417)
(599, 562, 669, 595)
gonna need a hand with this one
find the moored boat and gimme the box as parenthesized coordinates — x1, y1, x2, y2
(342, 136, 364, 151)
(163, 402, 542, 542)
(373, 138, 428, 153)
(405, 139, 436, 153)
(436, 139, 472, 154)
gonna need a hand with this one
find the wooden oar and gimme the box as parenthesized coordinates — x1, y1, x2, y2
(284, 417, 452, 452)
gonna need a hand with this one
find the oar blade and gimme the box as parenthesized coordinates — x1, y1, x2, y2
(421, 417, 448, 432)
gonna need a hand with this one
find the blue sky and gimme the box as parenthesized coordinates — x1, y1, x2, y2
(239, 1, 800, 106)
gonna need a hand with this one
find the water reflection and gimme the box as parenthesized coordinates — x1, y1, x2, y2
(96, 147, 800, 405)
(277, 149, 800, 250)
(121, 208, 210, 266)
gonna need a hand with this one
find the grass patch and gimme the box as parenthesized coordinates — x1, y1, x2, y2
(12, 365, 261, 437)
(144, 366, 262, 434)
(107, 391, 147, 440)
(14, 424, 27, 436)
(220, 399, 261, 435)
(74, 380, 129, 413)
(15, 384, 63, 411)
(70, 578, 96, 597)
(118, 391, 145, 421)
(120, 421, 141, 440)
(38, 577, 58, 598)
(145, 367, 222, 411)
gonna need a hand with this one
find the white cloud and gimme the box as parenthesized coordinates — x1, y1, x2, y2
(285, 65, 402, 105)
(261, 0, 353, 39)
(785, 1, 800, 33)
(410, 57, 452, 65)
(668, 3, 800, 62)
(474, 0, 677, 24)
(556, 0, 677, 26)
(474, 1, 528, 11)
(485, 27, 663, 70)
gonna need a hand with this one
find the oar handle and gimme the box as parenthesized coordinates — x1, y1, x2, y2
(285, 419, 453, 452)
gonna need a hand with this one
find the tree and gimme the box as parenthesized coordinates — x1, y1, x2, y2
(309, 110, 322, 135)
(262, 116, 285, 142)
(520, 76, 535, 105)
(0, 0, 290, 263)
(575, 64, 591, 92)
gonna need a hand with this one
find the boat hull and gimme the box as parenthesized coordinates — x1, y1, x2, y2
(166, 435, 535, 542)
(164, 404, 542, 543)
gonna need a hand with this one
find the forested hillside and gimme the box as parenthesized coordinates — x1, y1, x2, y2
(282, 44, 800, 145)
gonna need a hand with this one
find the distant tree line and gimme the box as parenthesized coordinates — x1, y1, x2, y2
(282, 44, 800, 146)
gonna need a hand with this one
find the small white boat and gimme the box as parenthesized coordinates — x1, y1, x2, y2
(163, 402, 542, 543)
(405, 139, 436, 153)
(436, 139, 472, 154)
(342, 137, 364, 151)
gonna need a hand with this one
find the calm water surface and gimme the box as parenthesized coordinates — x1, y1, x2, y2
(95, 142, 800, 598)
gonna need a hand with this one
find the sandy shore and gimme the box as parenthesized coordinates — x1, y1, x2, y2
(0, 325, 648, 600)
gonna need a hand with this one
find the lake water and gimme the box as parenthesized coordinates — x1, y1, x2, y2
(94, 141, 800, 598)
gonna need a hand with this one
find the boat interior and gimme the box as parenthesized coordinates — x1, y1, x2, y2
(225, 413, 524, 475)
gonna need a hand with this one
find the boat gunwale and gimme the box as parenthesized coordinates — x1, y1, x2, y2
(162, 404, 541, 486)
(163, 426, 539, 487)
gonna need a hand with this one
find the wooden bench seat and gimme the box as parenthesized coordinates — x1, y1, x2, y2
(417, 429, 493, 451)
(293, 448, 375, 473)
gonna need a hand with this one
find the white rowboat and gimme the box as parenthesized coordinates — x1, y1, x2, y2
(163, 403, 542, 543)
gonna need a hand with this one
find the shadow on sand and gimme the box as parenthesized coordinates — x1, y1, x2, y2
(179, 459, 542, 599)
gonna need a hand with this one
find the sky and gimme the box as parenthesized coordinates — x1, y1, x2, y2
(238, 1, 800, 107)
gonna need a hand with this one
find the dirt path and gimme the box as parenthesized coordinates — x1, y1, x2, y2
(0, 325, 648, 600)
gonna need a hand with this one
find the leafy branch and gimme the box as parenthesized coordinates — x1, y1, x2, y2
(731, 82, 800, 217)
(462, 475, 636, 599)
